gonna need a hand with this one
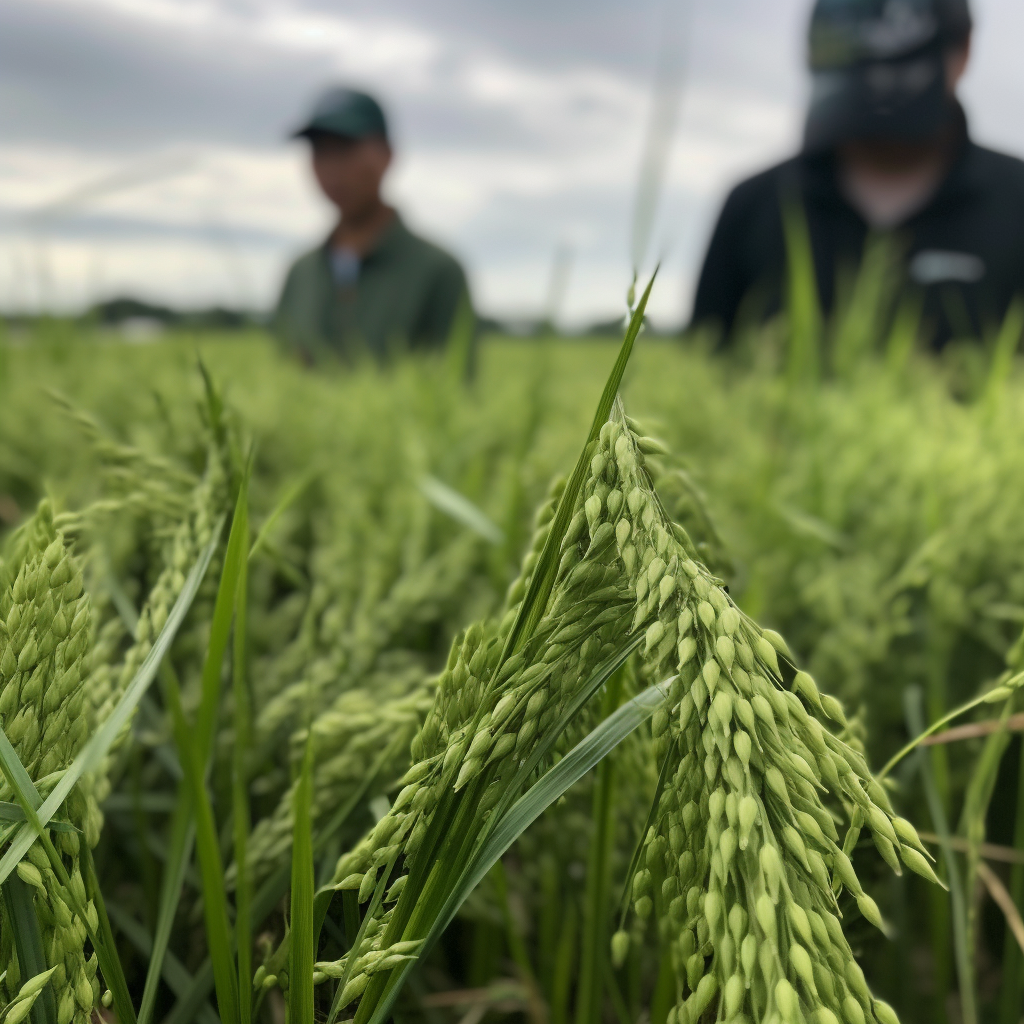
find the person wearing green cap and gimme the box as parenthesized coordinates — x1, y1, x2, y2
(273, 87, 473, 363)
(691, 0, 1024, 350)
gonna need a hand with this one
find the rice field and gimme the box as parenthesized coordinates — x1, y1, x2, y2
(1, 284, 1023, 1024)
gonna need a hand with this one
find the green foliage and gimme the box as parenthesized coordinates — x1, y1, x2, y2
(0, 300, 1022, 1024)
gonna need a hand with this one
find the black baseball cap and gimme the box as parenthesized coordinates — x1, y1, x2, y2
(804, 0, 972, 150)
(293, 87, 389, 142)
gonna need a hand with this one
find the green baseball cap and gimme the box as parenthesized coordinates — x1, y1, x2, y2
(293, 87, 389, 142)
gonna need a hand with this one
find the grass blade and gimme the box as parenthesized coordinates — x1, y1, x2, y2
(363, 678, 672, 1024)
(0, 803, 75, 832)
(420, 475, 504, 544)
(136, 789, 196, 1024)
(105, 901, 220, 1024)
(958, 697, 1014, 963)
(905, 686, 977, 1024)
(471, 680, 670, 897)
(782, 198, 821, 386)
(500, 271, 657, 664)
(160, 735, 404, 1024)
(1, 875, 54, 1024)
(139, 472, 250, 1024)
(0, 726, 136, 1023)
(289, 734, 316, 1024)
(233, 484, 253, 1022)
(0, 732, 41, 811)
(165, 666, 240, 1024)
(197, 472, 251, 771)
(983, 295, 1024, 415)
(0, 520, 222, 888)
(879, 672, 1024, 779)
(249, 470, 316, 562)
(978, 861, 1024, 957)
(999, 731, 1024, 1024)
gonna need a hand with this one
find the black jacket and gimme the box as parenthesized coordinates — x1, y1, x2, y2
(691, 110, 1024, 348)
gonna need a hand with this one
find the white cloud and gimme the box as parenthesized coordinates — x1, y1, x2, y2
(4, 0, 1024, 325)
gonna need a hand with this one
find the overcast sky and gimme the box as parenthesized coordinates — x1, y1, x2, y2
(2, 0, 1023, 327)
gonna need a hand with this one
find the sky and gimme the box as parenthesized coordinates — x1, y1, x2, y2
(1, 0, 1023, 329)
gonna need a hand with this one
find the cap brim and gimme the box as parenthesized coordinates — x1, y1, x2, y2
(291, 121, 363, 141)
(804, 54, 947, 150)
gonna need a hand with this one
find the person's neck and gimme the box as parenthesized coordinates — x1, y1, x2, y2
(837, 126, 957, 229)
(331, 202, 395, 256)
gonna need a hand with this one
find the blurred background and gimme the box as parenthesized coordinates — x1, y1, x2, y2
(1, 0, 1023, 333)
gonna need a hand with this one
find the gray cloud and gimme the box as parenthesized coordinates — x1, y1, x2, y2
(1, 0, 1021, 324)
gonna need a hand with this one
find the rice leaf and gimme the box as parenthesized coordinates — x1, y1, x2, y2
(443, 291, 477, 383)
(983, 295, 1024, 414)
(958, 697, 1015, 962)
(0, 521, 222, 888)
(420, 475, 504, 544)
(160, 736, 404, 1024)
(83, 845, 142, 1024)
(0, 727, 136, 1023)
(999, 741, 1024, 1024)
(0, 732, 40, 812)
(139, 471, 250, 1024)
(104, 900, 220, 1024)
(0, 803, 75, 833)
(1, 874, 54, 1024)
(289, 733, 316, 1024)
(781, 199, 821, 386)
(500, 271, 657, 665)
(363, 678, 671, 1024)
(136, 790, 196, 1024)
(905, 686, 977, 1024)
(196, 476, 250, 773)
(249, 469, 316, 562)
(165, 666, 240, 1024)
(232, 474, 253, 1022)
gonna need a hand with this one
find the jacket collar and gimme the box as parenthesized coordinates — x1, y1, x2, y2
(320, 210, 407, 265)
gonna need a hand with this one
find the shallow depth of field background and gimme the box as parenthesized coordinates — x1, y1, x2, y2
(1, 0, 1024, 331)
(5, 5, 1024, 1024)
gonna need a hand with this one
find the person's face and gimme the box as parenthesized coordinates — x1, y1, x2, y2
(310, 134, 391, 218)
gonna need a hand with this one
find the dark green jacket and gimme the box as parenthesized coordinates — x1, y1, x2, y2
(273, 215, 470, 362)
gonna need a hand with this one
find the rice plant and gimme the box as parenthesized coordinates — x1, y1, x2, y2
(0, 261, 1023, 1024)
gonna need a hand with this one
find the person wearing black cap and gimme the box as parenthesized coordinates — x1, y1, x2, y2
(273, 87, 472, 362)
(690, 0, 1024, 350)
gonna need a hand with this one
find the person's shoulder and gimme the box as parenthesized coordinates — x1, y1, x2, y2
(965, 141, 1024, 196)
(720, 155, 804, 215)
(393, 220, 466, 278)
(283, 243, 329, 279)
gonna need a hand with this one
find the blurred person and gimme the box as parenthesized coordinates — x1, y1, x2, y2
(274, 87, 471, 362)
(690, 0, 1024, 349)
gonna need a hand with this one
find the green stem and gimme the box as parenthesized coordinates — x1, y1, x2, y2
(549, 900, 577, 1024)
(1, 874, 54, 1024)
(999, 735, 1024, 1024)
(881, 683, 1019, 780)
(537, 852, 560, 1001)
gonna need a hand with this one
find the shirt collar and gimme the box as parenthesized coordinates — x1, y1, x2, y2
(319, 210, 407, 265)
